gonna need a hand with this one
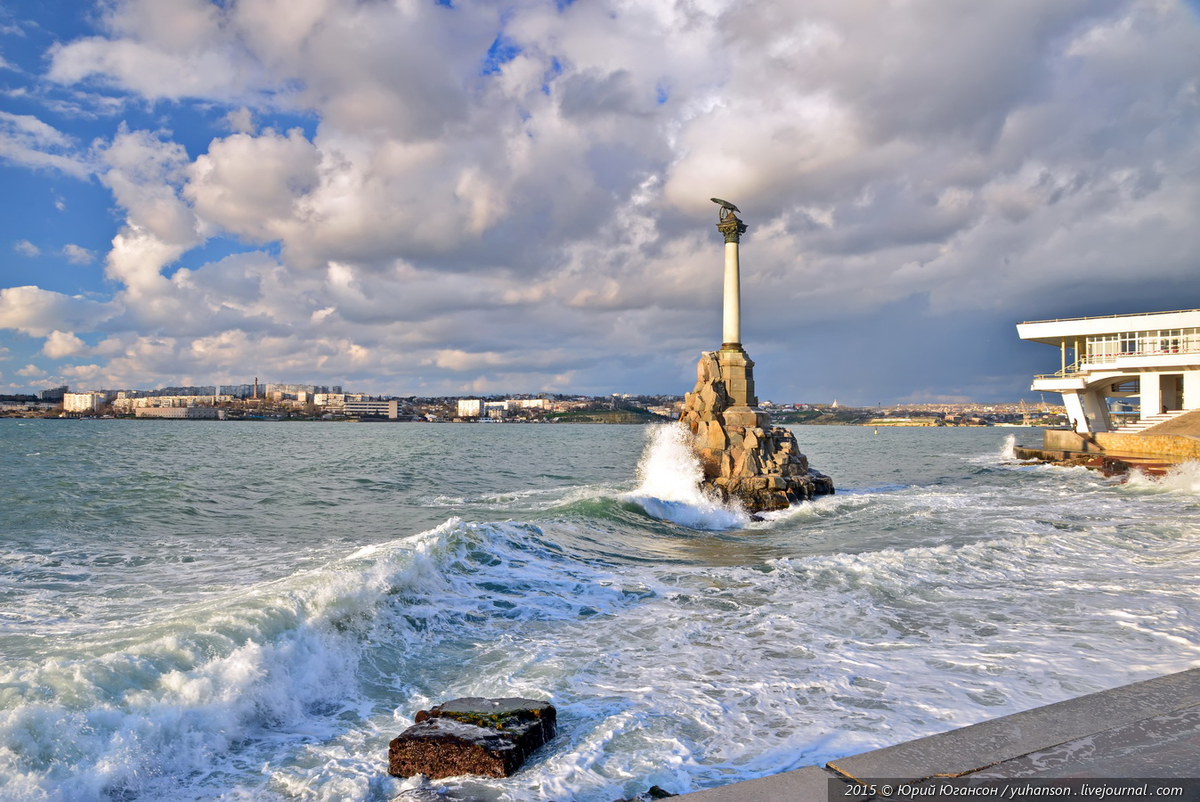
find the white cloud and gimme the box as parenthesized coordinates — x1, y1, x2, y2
(62, 244, 95, 264)
(0, 286, 119, 338)
(184, 128, 319, 244)
(16, 364, 45, 378)
(14, 240, 39, 256)
(42, 330, 88, 359)
(224, 107, 254, 134)
(0, 111, 91, 178)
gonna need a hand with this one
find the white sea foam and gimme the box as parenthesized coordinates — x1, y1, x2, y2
(1124, 459, 1200, 493)
(0, 518, 476, 802)
(623, 423, 747, 530)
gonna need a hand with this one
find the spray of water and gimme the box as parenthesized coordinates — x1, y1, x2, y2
(999, 434, 1017, 461)
(1124, 459, 1200, 493)
(624, 423, 748, 530)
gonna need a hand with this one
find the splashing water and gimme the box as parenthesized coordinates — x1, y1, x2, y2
(999, 433, 1017, 461)
(1124, 459, 1200, 493)
(624, 423, 748, 529)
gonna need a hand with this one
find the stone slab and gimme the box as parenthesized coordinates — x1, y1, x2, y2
(677, 766, 865, 802)
(971, 705, 1200, 778)
(829, 668, 1200, 780)
(675, 668, 1200, 801)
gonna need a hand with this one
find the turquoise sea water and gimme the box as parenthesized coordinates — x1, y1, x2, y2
(2, 420, 1199, 801)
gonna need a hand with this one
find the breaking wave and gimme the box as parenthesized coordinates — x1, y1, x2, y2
(622, 423, 748, 530)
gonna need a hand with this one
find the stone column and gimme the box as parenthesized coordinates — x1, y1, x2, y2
(717, 214, 748, 350)
(713, 208, 762, 426)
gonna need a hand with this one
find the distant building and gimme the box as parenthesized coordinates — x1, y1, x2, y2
(113, 395, 221, 413)
(63, 392, 107, 413)
(483, 400, 510, 419)
(135, 407, 225, 419)
(39, 385, 67, 402)
(457, 399, 482, 417)
(314, 393, 345, 408)
(1018, 308, 1200, 433)
(344, 399, 399, 419)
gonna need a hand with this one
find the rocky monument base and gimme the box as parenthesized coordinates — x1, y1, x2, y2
(680, 349, 834, 513)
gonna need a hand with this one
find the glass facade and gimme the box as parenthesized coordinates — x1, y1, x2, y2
(1085, 327, 1200, 364)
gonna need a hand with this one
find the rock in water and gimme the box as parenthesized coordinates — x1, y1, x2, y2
(681, 350, 834, 513)
(388, 697, 557, 779)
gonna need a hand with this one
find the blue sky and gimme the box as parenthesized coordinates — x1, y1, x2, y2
(1, 0, 1199, 404)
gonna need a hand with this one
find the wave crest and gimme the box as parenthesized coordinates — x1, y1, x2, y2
(623, 424, 747, 530)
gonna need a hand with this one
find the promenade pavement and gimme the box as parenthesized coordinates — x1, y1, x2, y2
(676, 667, 1200, 802)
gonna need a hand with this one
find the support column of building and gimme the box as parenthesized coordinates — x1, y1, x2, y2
(1081, 390, 1111, 432)
(1183, 372, 1200, 411)
(1063, 392, 1089, 433)
(1140, 373, 1162, 421)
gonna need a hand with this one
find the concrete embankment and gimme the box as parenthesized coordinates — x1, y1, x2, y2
(677, 668, 1200, 801)
(1013, 425, 1200, 476)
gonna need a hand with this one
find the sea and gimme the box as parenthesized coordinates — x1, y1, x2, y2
(2, 419, 1199, 802)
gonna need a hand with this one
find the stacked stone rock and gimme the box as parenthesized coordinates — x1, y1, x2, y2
(681, 350, 834, 513)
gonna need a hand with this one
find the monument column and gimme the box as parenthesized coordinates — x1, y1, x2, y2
(709, 199, 760, 419)
(717, 208, 748, 349)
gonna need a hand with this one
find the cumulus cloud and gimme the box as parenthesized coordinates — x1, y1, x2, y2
(62, 244, 95, 264)
(0, 0, 1197, 400)
(0, 286, 119, 338)
(42, 330, 88, 359)
(0, 111, 91, 178)
(14, 240, 39, 256)
(223, 107, 254, 134)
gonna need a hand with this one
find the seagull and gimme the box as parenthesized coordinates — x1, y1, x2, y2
(710, 197, 740, 212)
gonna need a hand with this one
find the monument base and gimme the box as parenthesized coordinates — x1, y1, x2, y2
(680, 350, 834, 514)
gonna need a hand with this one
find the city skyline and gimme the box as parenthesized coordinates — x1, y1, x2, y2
(2, 1, 1200, 406)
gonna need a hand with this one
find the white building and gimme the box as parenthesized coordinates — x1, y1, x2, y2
(1017, 308, 1200, 433)
(483, 400, 510, 419)
(457, 399, 482, 417)
(135, 407, 225, 419)
(314, 393, 345, 408)
(63, 392, 107, 413)
(343, 399, 399, 419)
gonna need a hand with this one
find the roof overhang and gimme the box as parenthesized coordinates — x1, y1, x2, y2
(1017, 309, 1200, 346)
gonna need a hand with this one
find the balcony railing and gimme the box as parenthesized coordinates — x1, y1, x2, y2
(1020, 308, 1200, 325)
(1033, 362, 1083, 382)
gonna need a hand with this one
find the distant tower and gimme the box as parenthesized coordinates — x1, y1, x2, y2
(253, 377, 258, 400)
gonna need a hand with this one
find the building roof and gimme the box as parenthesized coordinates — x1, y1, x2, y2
(1017, 308, 1200, 346)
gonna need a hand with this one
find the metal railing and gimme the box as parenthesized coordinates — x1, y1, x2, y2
(1020, 308, 1200, 325)
(1033, 361, 1083, 381)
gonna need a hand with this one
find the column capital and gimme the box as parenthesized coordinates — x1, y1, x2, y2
(716, 216, 748, 243)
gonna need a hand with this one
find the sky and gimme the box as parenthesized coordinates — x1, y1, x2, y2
(1, 0, 1199, 405)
